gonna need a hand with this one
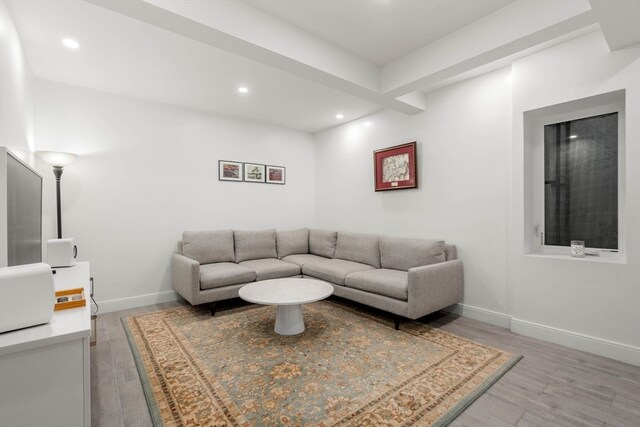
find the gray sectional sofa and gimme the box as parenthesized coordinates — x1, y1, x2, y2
(171, 228, 463, 328)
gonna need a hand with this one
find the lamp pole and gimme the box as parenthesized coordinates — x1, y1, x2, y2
(53, 166, 63, 239)
(37, 151, 77, 240)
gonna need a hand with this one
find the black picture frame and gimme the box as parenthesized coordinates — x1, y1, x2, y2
(243, 163, 266, 183)
(218, 160, 243, 182)
(265, 165, 286, 184)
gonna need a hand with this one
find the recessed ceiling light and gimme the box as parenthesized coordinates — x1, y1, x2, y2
(569, 135, 578, 139)
(61, 38, 80, 49)
(336, 114, 344, 119)
(238, 86, 249, 94)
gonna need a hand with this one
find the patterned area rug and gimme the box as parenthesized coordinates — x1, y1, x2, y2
(123, 300, 521, 426)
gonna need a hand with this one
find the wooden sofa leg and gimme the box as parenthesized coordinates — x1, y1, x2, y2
(210, 302, 216, 317)
(394, 316, 400, 331)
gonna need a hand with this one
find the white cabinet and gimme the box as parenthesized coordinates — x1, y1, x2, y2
(0, 262, 91, 427)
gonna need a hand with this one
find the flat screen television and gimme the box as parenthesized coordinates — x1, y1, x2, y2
(1, 147, 43, 267)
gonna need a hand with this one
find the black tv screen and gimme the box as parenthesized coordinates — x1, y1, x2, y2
(7, 151, 42, 266)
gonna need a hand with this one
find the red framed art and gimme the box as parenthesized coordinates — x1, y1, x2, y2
(218, 160, 243, 182)
(266, 165, 286, 184)
(373, 141, 417, 191)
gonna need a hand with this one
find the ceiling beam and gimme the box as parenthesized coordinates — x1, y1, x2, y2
(86, 0, 628, 120)
(589, 0, 640, 51)
(395, 92, 427, 112)
(381, 0, 597, 97)
(85, 0, 424, 114)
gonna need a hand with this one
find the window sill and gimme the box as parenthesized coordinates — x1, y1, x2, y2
(525, 252, 627, 264)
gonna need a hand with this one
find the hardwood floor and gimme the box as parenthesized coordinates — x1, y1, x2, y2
(90, 298, 640, 427)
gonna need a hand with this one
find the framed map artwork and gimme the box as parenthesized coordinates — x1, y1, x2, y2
(373, 142, 417, 191)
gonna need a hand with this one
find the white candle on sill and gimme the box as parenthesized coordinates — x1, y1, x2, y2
(571, 240, 585, 258)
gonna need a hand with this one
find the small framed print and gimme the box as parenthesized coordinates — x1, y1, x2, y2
(218, 160, 243, 182)
(373, 141, 417, 191)
(266, 165, 286, 184)
(243, 163, 266, 183)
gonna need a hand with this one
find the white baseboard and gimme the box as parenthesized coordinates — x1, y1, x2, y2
(511, 318, 640, 367)
(96, 290, 180, 314)
(445, 304, 639, 366)
(444, 303, 512, 329)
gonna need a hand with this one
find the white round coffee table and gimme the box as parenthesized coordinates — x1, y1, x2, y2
(238, 278, 334, 335)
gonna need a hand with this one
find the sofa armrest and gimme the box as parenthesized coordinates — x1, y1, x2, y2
(406, 260, 463, 319)
(171, 253, 200, 305)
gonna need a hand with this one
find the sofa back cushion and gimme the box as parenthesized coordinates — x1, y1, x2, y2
(234, 229, 277, 262)
(379, 236, 445, 271)
(276, 228, 309, 259)
(444, 244, 457, 261)
(181, 230, 235, 264)
(309, 229, 337, 258)
(334, 232, 381, 268)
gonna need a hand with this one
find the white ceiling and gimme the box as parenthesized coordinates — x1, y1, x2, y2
(6, 0, 382, 133)
(244, 0, 514, 66)
(6, 0, 640, 134)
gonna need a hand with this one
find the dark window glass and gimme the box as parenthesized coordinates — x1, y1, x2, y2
(544, 113, 618, 249)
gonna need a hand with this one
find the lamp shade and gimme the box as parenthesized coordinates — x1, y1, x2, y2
(37, 151, 77, 167)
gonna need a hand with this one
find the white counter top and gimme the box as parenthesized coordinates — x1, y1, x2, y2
(0, 262, 91, 356)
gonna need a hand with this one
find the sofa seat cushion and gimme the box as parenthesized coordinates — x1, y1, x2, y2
(234, 229, 277, 262)
(281, 254, 330, 267)
(344, 268, 409, 301)
(302, 259, 374, 285)
(239, 258, 301, 281)
(200, 262, 256, 290)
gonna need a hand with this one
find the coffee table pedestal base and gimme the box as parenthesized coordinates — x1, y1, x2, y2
(275, 304, 304, 335)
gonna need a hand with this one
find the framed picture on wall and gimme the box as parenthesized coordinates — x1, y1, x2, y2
(218, 160, 243, 182)
(243, 163, 266, 183)
(266, 165, 286, 184)
(373, 141, 417, 191)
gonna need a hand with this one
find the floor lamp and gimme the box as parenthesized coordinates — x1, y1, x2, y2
(37, 151, 77, 239)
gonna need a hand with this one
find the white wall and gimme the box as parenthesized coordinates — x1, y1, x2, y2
(509, 31, 640, 364)
(28, 27, 640, 364)
(315, 67, 512, 322)
(0, 0, 34, 158)
(0, 0, 36, 268)
(34, 80, 316, 310)
(315, 31, 640, 365)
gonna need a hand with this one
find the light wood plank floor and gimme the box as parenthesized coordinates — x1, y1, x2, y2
(91, 298, 640, 427)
